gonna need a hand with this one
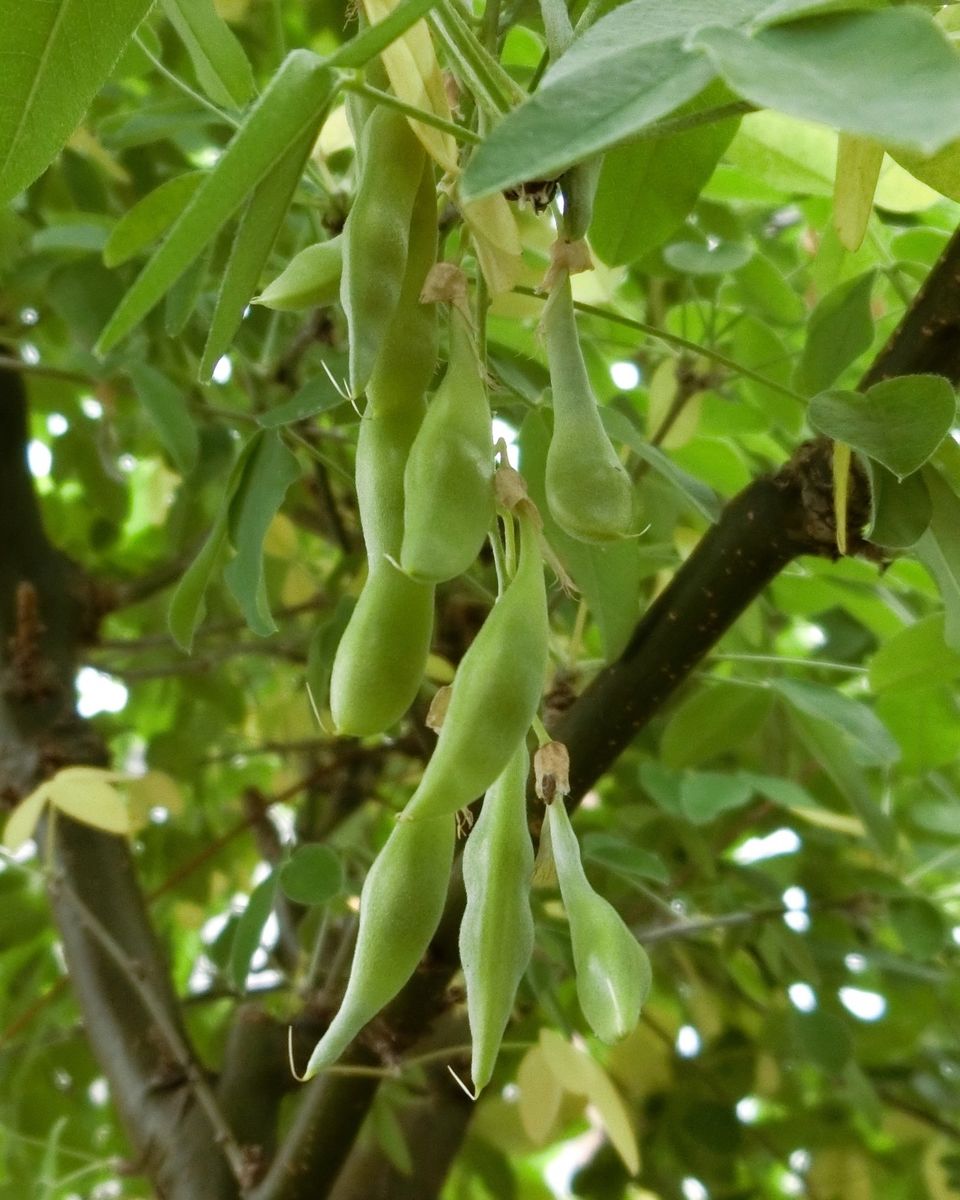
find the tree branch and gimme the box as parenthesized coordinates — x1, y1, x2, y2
(0, 368, 242, 1200)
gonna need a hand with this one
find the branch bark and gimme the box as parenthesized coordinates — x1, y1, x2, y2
(0, 370, 242, 1200)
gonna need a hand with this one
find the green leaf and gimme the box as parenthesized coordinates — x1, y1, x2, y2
(772, 677, 899, 768)
(164, 245, 210, 337)
(590, 85, 740, 267)
(868, 462, 931, 549)
(581, 833, 670, 885)
(103, 172, 205, 268)
(127, 363, 200, 475)
(200, 127, 315, 381)
(96, 51, 335, 354)
(224, 431, 301, 637)
(680, 771, 756, 823)
(787, 707, 896, 853)
(168, 434, 261, 651)
(869, 614, 960, 694)
(833, 133, 883, 252)
(661, 682, 772, 769)
(228, 871, 277, 992)
(161, 0, 255, 109)
(459, 37, 715, 203)
(808, 377, 956, 481)
(257, 374, 348, 428)
(733, 255, 805, 326)
(795, 270, 875, 395)
(278, 844, 344, 906)
(914, 466, 960, 650)
(600, 407, 722, 523)
(694, 10, 960, 154)
(663, 240, 753, 275)
(891, 140, 960, 204)
(0, 0, 156, 204)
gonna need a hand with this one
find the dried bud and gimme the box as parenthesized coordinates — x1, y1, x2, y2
(420, 262, 468, 306)
(535, 741, 570, 804)
(425, 685, 452, 733)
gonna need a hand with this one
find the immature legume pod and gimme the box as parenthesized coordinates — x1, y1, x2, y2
(330, 162, 438, 735)
(304, 812, 456, 1077)
(254, 236, 343, 311)
(460, 742, 535, 1094)
(547, 797, 651, 1043)
(401, 505, 548, 821)
(401, 304, 495, 582)
(543, 273, 634, 542)
(341, 105, 425, 397)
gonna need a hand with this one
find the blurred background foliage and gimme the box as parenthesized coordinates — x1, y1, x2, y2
(2, 1, 960, 1198)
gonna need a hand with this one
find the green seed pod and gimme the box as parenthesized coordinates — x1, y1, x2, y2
(401, 505, 548, 821)
(329, 162, 439, 736)
(341, 105, 425, 396)
(329, 561, 434, 737)
(401, 305, 495, 582)
(304, 812, 456, 1078)
(254, 236, 343, 311)
(547, 797, 651, 1043)
(460, 742, 535, 1094)
(543, 274, 634, 542)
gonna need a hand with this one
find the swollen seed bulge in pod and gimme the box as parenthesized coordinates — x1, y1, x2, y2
(400, 506, 548, 822)
(542, 272, 634, 542)
(547, 797, 651, 1042)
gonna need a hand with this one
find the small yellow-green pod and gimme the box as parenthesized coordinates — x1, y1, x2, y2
(547, 797, 651, 1043)
(329, 562, 435, 737)
(543, 274, 634, 542)
(329, 162, 438, 736)
(401, 306, 495, 582)
(401, 506, 548, 821)
(254, 236, 342, 311)
(460, 742, 535, 1094)
(304, 812, 456, 1078)
(341, 105, 425, 396)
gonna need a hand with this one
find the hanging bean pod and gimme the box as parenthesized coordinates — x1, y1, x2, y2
(460, 742, 535, 1094)
(401, 301, 495, 582)
(401, 503, 548, 821)
(304, 811, 456, 1078)
(547, 796, 651, 1043)
(341, 105, 426, 397)
(542, 272, 634, 542)
(330, 161, 438, 736)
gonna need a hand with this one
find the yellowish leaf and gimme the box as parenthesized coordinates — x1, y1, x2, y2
(463, 194, 522, 295)
(517, 1045, 563, 1145)
(832, 440, 852, 556)
(126, 771, 183, 828)
(540, 1030, 640, 1175)
(834, 134, 883, 252)
(361, 0, 458, 172)
(47, 767, 133, 836)
(647, 359, 702, 449)
(809, 1147, 872, 1200)
(2, 783, 53, 851)
(67, 127, 131, 184)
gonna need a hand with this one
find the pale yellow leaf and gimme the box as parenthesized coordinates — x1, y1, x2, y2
(48, 770, 132, 836)
(517, 1045, 563, 1145)
(463, 194, 522, 295)
(647, 359, 702, 449)
(809, 1148, 872, 1200)
(832, 440, 852, 555)
(2, 783, 53, 851)
(67, 127, 131, 184)
(362, 0, 458, 172)
(126, 771, 183, 828)
(834, 134, 883, 252)
(539, 1030, 640, 1175)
